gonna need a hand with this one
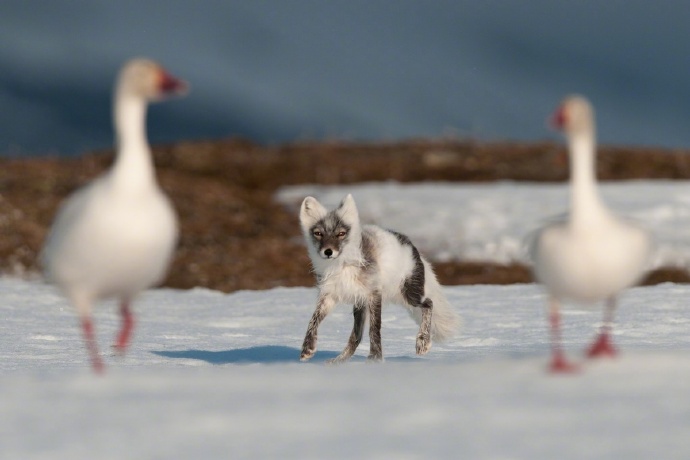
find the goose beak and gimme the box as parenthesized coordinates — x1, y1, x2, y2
(157, 69, 188, 96)
(550, 105, 566, 130)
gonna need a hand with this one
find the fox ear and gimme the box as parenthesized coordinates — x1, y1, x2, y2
(300, 196, 328, 228)
(337, 194, 359, 223)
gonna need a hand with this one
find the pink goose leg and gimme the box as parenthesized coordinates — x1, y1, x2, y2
(587, 297, 618, 358)
(81, 317, 104, 374)
(548, 298, 580, 373)
(114, 300, 134, 354)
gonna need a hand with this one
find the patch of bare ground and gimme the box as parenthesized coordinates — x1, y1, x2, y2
(1, 138, 689, 292)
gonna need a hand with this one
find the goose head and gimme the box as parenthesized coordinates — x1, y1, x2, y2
(116, 58, 187, 101)
(551, 95, 595, 139)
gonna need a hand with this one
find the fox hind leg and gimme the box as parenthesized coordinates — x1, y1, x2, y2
(367, 293, 383, 361)
(328, 303, 366, 365)
(400, 266, 433, 355)
(399, 249, 433, 355)
(416, 299, 433, 355)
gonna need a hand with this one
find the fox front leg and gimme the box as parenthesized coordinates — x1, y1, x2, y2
(416, 299, 433, 355)
(328, 302, 366, 365)
(367, 292, 384, 362)
(300, 294, 335, 361)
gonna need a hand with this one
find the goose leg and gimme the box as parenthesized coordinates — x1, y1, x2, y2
(587, 297, 618, 358)
(548, 297, 579, 373)
(81, 316, 104, 374)
(114, 300, 134, 354)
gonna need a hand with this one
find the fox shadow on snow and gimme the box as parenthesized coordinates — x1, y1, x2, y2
(152, 346, 418, 364)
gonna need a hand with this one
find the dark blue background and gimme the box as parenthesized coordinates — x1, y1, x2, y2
(1, 1, 688, 156)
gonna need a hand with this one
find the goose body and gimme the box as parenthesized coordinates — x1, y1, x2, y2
(531, 95, 652, 372)
(533, 209, 650, 303)
(44, 173, 177, 301)
(41, 58, 186, 372)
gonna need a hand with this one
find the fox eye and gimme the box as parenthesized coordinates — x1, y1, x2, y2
(312, 230, 322, 238)
(337, 231, 347, 238)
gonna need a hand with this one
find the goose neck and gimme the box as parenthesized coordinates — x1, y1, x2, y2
(568, 130, 606, 224)
(112, 91, 155, 185)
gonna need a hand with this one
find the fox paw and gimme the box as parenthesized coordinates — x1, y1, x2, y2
(326, 355, 349, 365)
(300, 349, 315, 362)
(416, 334, 432, 355)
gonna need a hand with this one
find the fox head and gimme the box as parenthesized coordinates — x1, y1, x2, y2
(300, 194, 360, 261)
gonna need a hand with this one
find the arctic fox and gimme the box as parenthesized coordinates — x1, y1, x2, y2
(299, 194, 459, 363)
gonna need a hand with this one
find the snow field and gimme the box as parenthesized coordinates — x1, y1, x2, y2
(2, 278, 690, 459)
(4, 179, 690, 458)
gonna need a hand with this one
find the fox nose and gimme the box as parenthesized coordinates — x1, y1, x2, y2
(324, 248, 333, 258)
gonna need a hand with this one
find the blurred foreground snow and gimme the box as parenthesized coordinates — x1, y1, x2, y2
(2, 277, 690, 459)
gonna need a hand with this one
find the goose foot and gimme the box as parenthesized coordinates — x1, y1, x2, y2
(549, 350, 580, 374)
(587, 333, 617, 358)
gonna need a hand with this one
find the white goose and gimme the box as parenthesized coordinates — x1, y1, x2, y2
(531, 95, 652, 372)
(41, 58, 187, 372)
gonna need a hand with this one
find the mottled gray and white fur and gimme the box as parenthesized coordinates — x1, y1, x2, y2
(299, 194, 459, 363)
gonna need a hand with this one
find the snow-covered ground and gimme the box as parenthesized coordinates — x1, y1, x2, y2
(4, 180, 690, 459)
(3, 277, 690, 459)
(278, 180, 690, 268)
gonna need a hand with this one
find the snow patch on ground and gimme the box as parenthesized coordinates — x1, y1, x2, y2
(277, 180, 690, 268)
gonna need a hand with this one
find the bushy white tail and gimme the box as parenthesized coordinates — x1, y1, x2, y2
(427, 281, 460, 341)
